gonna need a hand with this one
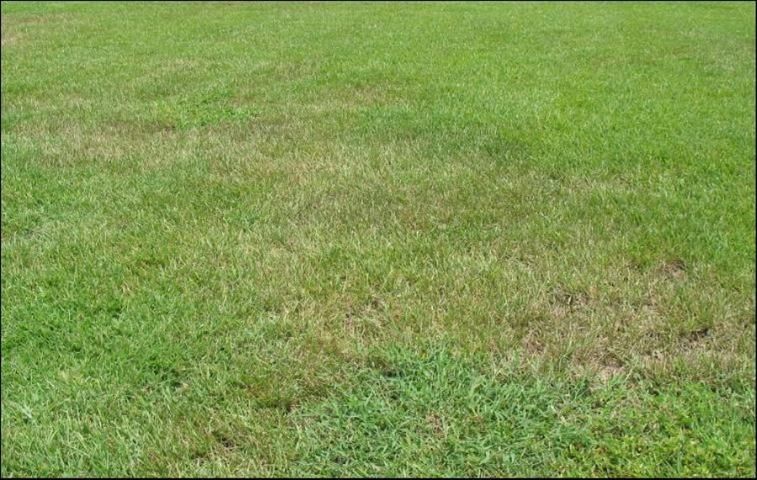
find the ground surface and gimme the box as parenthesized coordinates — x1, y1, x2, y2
(1, 1, 755, 477)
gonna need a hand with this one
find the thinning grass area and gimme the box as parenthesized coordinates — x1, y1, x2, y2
(2, 1, 755, 476)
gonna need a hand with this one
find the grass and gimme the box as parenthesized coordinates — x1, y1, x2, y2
(1, 1, 755, 476)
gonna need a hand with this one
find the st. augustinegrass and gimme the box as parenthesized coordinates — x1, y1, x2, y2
(1, 1, 755, 477)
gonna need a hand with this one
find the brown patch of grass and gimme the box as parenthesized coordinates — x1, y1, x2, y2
(342, 295, 387, 341)
(1, 30, 19, 48)
(211, 429, 239, 452)
(679, 326, 712, 349)
(426, 413, 446, 438)
(657, 258, 687, 281)
(521, 330, 545, 356)
(1, 15, 21, 48)
(595, 356, 626, 382)
(549, 287, 590, 311)
(1, 11, 71, 48)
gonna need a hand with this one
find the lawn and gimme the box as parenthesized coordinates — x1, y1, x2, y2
(1, 1, 755, 477)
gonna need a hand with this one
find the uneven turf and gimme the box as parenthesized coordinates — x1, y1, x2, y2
(1, 1, 755, 476)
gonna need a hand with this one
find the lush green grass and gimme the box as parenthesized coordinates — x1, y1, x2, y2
(1, 1, 755, 476)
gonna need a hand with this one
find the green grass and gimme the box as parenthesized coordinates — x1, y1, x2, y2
(1, 1, 755, 476)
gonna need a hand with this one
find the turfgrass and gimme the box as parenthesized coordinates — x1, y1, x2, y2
(1, 1, 755, 476)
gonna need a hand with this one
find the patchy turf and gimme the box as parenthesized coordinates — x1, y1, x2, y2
(1, 1, 755, 477)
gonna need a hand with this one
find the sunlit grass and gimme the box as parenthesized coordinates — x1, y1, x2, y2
(1, 1, 755, 476)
